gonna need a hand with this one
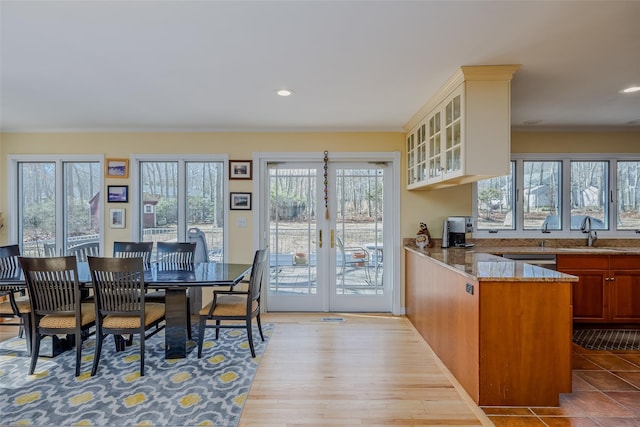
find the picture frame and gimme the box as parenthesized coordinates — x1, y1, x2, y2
(229, 160, 253, 180)
(230, 192, 252, 210)
(109, 208, 126, 229)
(106, 158, 129, 178)
(107, 185, 128, 203)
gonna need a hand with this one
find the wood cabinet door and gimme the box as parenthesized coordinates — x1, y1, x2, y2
(610, 270, 640, 321)
(565, 269, 608, 321)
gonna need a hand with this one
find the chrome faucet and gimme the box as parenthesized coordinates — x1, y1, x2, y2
(580, 216, 598, 247)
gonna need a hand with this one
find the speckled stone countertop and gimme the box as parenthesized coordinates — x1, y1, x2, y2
(405, 242, 578, 282)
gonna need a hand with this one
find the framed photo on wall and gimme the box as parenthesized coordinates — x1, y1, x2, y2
(106, 158, 129, 178)
(229, 160, 252, 180)
(230, 192, 252, 210)
(109, 208, 126, 229)
(107, 185, 128, 203)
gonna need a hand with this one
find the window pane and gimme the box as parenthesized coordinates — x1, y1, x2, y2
(64, 162, 101, 253)
(476, 162, 514, 230)
(617, 161, 640, 230)
(523, 161, 561, 230)
(141, 162, 178, 245)
(19, 162, 56, 256)
(570, 161, 608, 230)
(186, 162, 224, 261)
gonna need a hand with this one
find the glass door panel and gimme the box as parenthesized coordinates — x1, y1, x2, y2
(267, 165, 322, 311)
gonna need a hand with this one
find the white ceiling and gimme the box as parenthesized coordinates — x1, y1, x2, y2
(1, 0, 639, 133)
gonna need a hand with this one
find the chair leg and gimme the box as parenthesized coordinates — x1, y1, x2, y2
(139, 333, 145, 377)
(256, 313, 265, 341)
(186, 297, 192, 340)
(23, 315, 32, 355)
(197, 316, 206, 358)
(246, 319, 256, 358)
(92, 332, 104, 376)
(215, 320, 221, 339)
(74, 332, 83, 377)
(28, 332, 41, 375)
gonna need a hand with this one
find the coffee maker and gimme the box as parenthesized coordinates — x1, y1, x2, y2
(442, 216, 474, 248)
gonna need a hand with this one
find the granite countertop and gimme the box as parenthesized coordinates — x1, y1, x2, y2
(405, 244, 578, 283)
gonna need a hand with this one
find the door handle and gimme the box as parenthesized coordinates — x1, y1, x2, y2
(319, 230, 322, 248)
(331, 230, 335, 248)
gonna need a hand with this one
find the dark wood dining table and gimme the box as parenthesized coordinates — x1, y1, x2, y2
(0, 261, 253, 359)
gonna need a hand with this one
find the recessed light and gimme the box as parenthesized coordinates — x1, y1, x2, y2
(276, 89, 294, 97)
(620, 86, 640, 94)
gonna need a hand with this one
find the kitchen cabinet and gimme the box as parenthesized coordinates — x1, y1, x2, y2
(557, 254, 640, 323)
(405, 65, 519, 190)
(406, 249, 572, 406)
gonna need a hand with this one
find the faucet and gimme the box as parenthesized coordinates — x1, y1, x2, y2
(580, 216, 598, 247)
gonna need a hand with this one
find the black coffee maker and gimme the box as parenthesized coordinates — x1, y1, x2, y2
(442, 216, 474, 248)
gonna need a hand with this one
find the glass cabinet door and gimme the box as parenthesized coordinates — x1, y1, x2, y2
(428, 111, 442, 180)
(444, 94, 462, 175)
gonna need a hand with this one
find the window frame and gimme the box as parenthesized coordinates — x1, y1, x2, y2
(130, 154, 229, 260)
(473, 153, 640, 238)
(8, 154, 104, 255)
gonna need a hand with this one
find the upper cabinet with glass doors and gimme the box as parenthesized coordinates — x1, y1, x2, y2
(405, 65, 519, 190)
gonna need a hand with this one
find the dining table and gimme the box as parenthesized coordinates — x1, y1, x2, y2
(0, 261, 253, 359)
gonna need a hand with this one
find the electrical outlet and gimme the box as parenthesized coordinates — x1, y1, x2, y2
(466, 283, 474, 295)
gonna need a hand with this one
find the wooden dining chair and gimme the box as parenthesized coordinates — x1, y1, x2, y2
(19, 255, 96, 376)
(146, 241, 196, 339)
(113, 241, 153, 269)
(197, 248, 268, 358)
(88, 256, 165, 376)
(0, 244, 31, 348)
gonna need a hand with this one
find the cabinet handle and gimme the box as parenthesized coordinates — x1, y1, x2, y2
(319, 230, 322, 248)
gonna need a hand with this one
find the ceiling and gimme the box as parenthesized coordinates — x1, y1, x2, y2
(1, 0, 639, 133)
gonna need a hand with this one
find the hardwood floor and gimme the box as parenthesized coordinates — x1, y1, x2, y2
(241, 313, 491, 426)
(5, 314, 640, 426)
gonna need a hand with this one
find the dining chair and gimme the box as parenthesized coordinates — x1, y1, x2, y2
(68, 241, 100, 262)
(336, 237, 371, 285)
(0, 244, 31, 348)
(113, 241, 153, 269)
(19, 255, 96, 376)
(88, 256, 165, 376)
(197, 248, 268, 358)
(146, 241, 196, 339)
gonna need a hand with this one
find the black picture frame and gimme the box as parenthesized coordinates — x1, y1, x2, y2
(230, 192, 252, 210)
(107, 185, 129, 203)
(229, 160, 253, 180)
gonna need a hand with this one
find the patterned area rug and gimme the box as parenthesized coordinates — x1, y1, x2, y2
(0, 324, 273, 426)
(573, 328, 640, 351)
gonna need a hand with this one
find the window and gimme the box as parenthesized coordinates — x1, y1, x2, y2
(9, 157, 102, 256)
(523, 161, 561, 230)
(133, 156, 227, 262)
(570, 161, 608, 230)
(616, 161, 640, 230)
(475, 154, 640, 236)
(476, 161, 514, 230)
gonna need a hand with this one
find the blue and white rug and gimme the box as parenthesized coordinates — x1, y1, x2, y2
(0, 324, 272, 426)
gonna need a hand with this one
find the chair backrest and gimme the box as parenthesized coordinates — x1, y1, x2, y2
(113, 241, 153, 269)
(188, 227, 209, 263)
(88, 256, 146, 317)
(19, 256, 81, 317)
(156, 241, 196, 270)
(0, 244, 20, 270)
(248, 248, 268, 305)
(68, 241, 100, 262)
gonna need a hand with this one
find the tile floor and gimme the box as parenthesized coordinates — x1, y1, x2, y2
(483, 343, 640, 426)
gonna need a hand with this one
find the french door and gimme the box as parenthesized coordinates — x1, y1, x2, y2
(263, 158, 393, 312)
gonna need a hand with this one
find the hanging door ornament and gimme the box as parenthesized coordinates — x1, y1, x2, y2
(323, 151, 329, 219)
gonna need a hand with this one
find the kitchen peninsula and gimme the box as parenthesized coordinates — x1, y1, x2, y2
(405, 242, 578, 407)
